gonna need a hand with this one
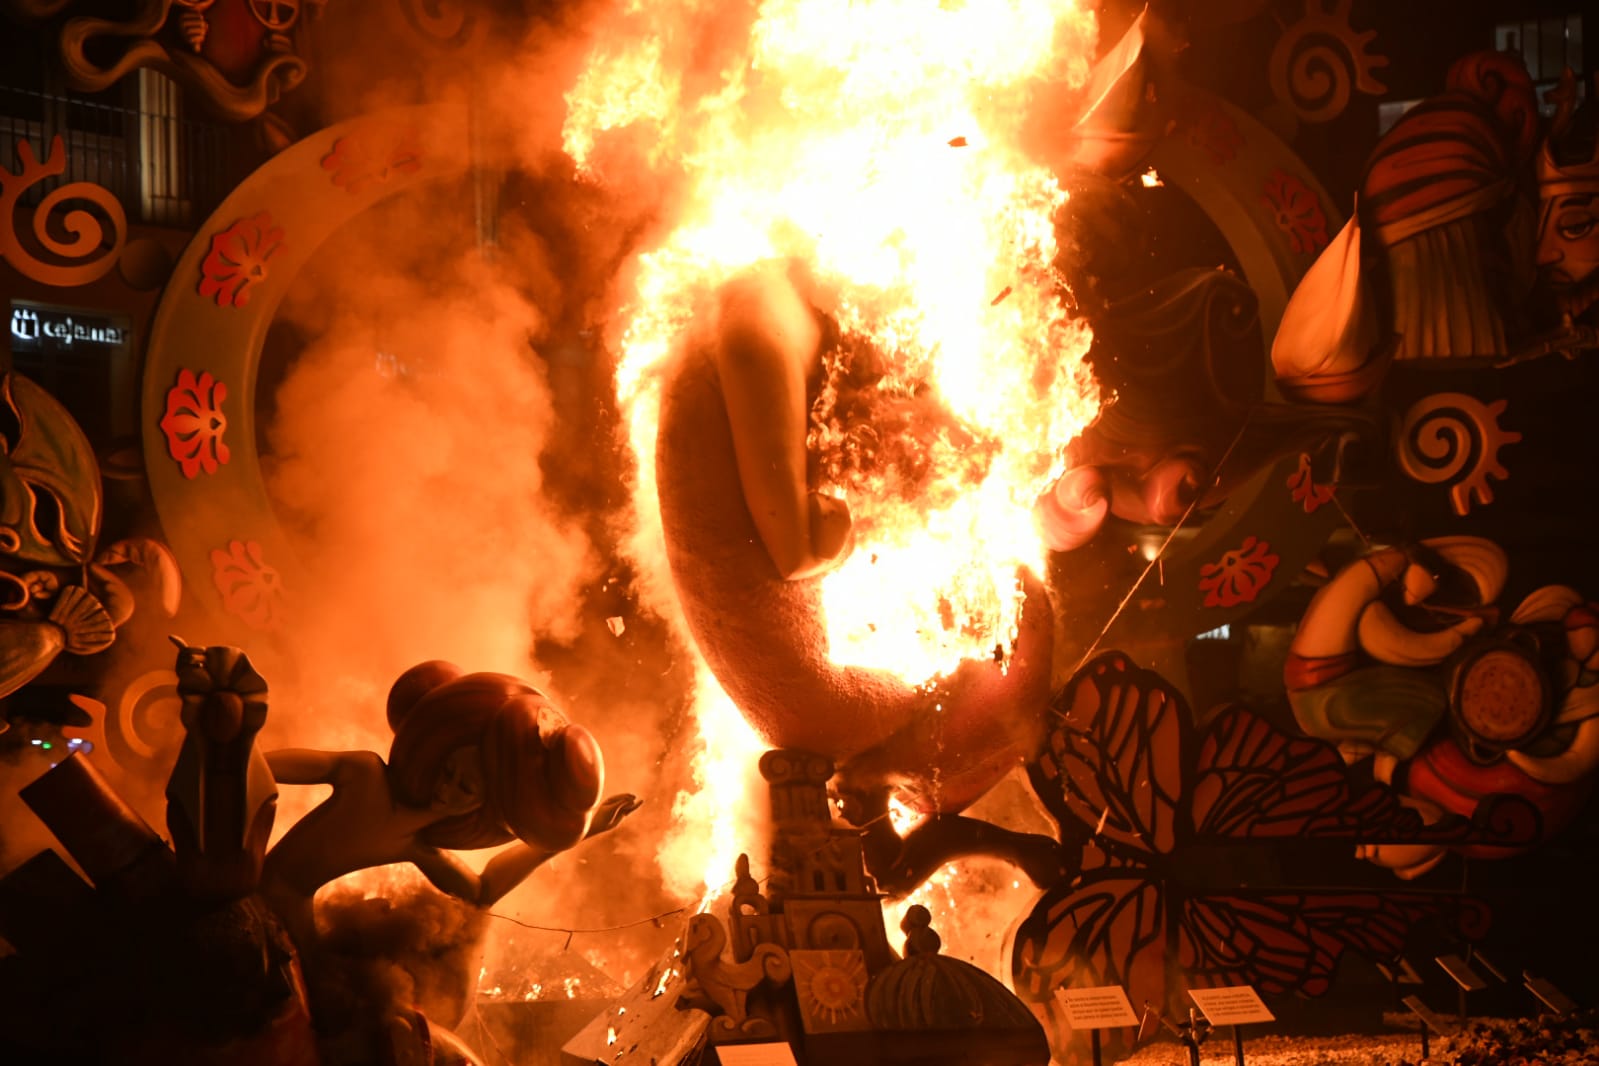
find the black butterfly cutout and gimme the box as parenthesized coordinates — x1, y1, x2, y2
(1008, 652, 1540, 1059)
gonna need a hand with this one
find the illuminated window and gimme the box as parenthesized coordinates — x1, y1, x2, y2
(0, 42, 229, 227)
(1377, 98, 1423, 136)
(138, 70, 189, 225)
(1495, 14, 1585, 114)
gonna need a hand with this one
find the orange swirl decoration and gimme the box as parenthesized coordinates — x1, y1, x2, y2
(1267, 0, 1388, 126)
(0, 136, 127, 287)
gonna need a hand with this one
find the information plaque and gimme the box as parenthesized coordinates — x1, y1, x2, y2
(1436, 954, 1489, 992)
(1525, 974, 1580, 1016)
(1400, 994, 1458, 1035)
(1376, 958, 1424, 985)
(1056, 985, 1140, 1029)
(715, 1042, 800, 1066)
(1471, 951, 1508, 983)
(1188, 985, 1276, 1026)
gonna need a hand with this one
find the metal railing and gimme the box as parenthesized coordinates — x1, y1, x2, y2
(0, 81, 232, 228)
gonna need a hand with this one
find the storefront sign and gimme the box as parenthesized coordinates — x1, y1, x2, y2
(10, 303, 129, 351)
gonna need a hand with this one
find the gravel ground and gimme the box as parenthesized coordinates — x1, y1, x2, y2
(1111, 1030, 1425, 1066)
(1108, 1011, 1598, 1066)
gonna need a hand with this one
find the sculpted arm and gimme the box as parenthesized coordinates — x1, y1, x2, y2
(403, 842, 550, 907)
(408, 844, 483, 901)
(408, 795, 641, 907)
(266, 748, 365, 785)
(713, 269, 851, 580)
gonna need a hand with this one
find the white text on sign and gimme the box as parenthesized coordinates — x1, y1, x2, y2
(1188, 985, 1276, 1026)
(1056, 985, 1140, 1029)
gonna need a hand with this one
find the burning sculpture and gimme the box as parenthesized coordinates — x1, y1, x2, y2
(566, 750, 1053, 1066)
(652, 267, 1058, 815)
(8, 1, 1599, 1063)
(567, 0, 1100, 819)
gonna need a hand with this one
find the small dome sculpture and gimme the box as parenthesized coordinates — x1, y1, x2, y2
(865, 906, 1041, 1036)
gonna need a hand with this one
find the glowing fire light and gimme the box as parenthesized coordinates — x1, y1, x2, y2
(887, 796, 925, 836)
(653, 967, 678, 999)
(567, 0, 1101, 901)
(654, 669, 766, 899)
(569, 0, 1100, 683)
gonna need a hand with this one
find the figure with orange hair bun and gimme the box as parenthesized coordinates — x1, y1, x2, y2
(260, 660, 639, 949)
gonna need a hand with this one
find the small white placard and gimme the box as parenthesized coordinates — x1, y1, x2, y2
(1188, 985, 1276, 1026)
(1055, 985, 1140, 1029)
(1435, 954, 1489, 992)
(716, 1043, 801, 1066)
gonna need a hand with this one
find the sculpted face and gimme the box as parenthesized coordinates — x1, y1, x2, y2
(1537, 192, 1599, 315)
(431, 745, 485, 816)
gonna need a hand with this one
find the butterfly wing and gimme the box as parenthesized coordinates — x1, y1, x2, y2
(1018, 653, 1197, 1060)
(1192, 705, 1424, 839)
(1186, 708, 1496, 995)
(1010, 871, 1166, 1060)
(1193, 706, 1544, 847)
(1179, 890, 1491, 997)
(1030, 652, 1192, 858)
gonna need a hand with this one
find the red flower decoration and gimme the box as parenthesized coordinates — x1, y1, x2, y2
(210, 540, 284, 630)
(1261, 169, 1329, 256)
(159, 369, 230, 479)
(321, 131, 422, 195)
(198, 212, 284, 308)
(1286, 453, 1335, 514)
(1185, 103, 1244, 165)
(1198, 535, 1280, 609)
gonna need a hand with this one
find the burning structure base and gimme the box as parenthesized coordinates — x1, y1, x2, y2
(564, 750, 1050, 1066)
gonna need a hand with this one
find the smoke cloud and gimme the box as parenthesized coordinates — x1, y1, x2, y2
(243, 0, 704, 1000)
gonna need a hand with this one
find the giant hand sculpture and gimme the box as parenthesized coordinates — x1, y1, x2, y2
(656, 266, 1054, 814)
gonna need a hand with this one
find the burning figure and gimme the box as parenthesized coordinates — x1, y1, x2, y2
(710, 266, 855, 583)
(569, 0, 1102, 819)
(656, 265, 1057, 815)
(261, 660, 639, 949)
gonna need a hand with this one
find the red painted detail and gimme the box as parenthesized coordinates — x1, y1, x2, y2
(1287, 452, 1335, 513)
(320, 130, 423, 195)
(209, 539, 284, 629)
(198, 212, 284, 308)
(1198, 535, 1281, 608)
(1185, 101, 1244, 165)
(1261, 169, 1330, 255)
(160, 369, 231, 479)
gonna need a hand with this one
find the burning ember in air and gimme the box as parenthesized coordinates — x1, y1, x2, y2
(567, 0, 1101, 683)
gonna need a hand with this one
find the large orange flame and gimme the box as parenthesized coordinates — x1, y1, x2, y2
(567, 0, 1100, 895)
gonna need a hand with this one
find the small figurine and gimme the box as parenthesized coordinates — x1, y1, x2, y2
(260, 660, 639, 948)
